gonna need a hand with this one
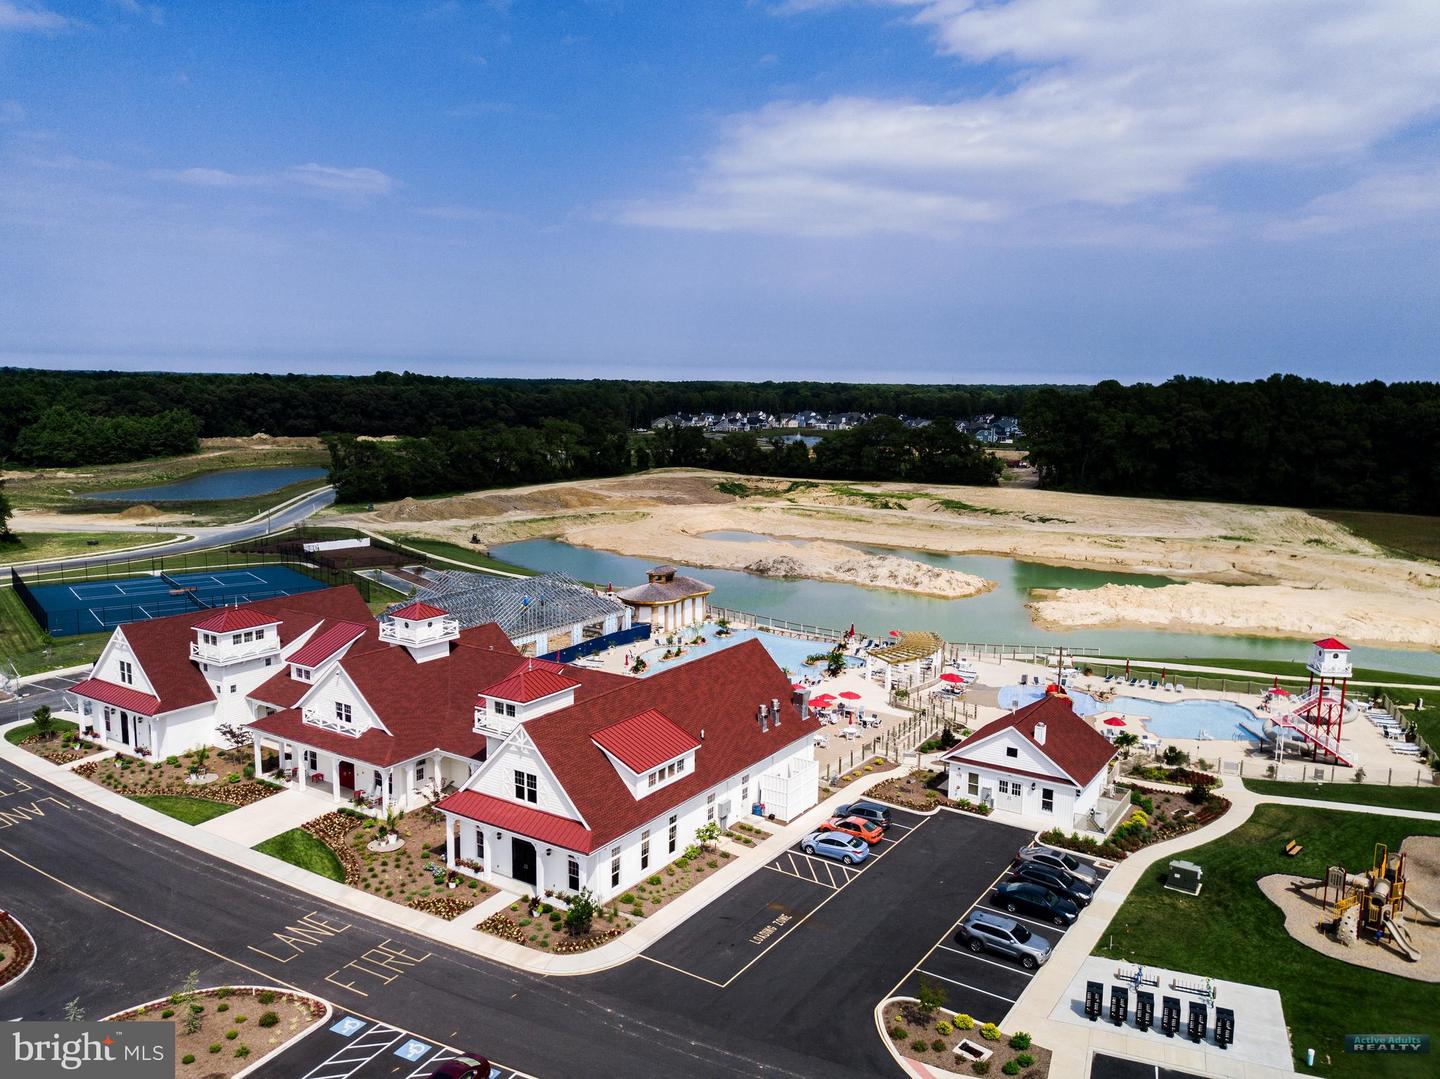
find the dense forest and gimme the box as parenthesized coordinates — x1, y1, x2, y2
(1021, 375, 1440, 513)
(325, 416, 1003, 502)
(0, 368, 1042, 462)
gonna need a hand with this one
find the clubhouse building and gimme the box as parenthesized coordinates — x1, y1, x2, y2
(65, 585, 819, 900)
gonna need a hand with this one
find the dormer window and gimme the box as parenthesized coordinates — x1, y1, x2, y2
(293, 667, 311, 682)
(335, 702, 352, 725)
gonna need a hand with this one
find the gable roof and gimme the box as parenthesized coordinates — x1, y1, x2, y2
(440, 638, 818, 853)
(288, 620, 369, 668)
(593, 708, 701, 773)
(390, 600, 449, 620)
(98, 586, 376, 717)
(481, 659, 580, 703)
(940, 693, 1116, 787)
(193, 606, 279, 633)
(439, 791, 592, 851)
(69, 678, 162, 716)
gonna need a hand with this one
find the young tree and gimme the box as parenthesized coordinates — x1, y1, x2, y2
(214, 723, 252, 752)
(563, 887, 597, 937)
(1113, 732, 1139, 759)
(174, 970, 202, 1035)
(63, 998, 84, 1022)
(694, 821, 722, 851)
(30, 705, 56, 740)
(825, 651, 847, 678)
(0, 475, 15, 544)
(916, 974, 948, 1015)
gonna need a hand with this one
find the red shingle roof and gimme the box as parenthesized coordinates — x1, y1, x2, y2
(438, 791, 593, 851)
(289, 620, 368, 668)
(940, 693, 1116, 787)
(114, 586, 377, 716)
(390, 601, 449, 620)
(593, 708, 701, 773)
(193, 606, 279, 633)
(70, 678, 162, 716)
(1313, 637, 1349, 650)
(481, 660, 580, 704)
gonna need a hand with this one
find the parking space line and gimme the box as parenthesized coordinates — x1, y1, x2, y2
(762, 863, 835, 890)
(916, 969, 1017, 1004)
(404, 1050, 456, 1079)
(982, 904, 1068, 933)
(638, 952, 729, 988)
(299, 1030, 404, 1079)
(934, 942, 1037, 977)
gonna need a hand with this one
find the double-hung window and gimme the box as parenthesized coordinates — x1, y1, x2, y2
(514, 770, 538, 804)
(610, 847, 621, 888)
(335, 702, 352, 725)
(118, 660, 133, 686)
(668, 814, 678, 854)
(1041, 787, 1054, 813)
(641, 830, 651, 870)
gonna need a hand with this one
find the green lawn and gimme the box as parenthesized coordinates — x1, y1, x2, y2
(1095, 803, 1440, 1078)
(1243, 778, 1440, 813)
(129, 794, 238, 824)
(1112, 655, 1437, 687)
(1387, 690, 1440, 769)
(253, 828, 345, 882)
(4, 718, 78, 745)
(0, 588, 108, 676)
(388, 535, 540, 578)
(1313, 508, 1440, 563)
(3, 531, 183, 564)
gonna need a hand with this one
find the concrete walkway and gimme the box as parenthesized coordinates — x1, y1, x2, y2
(197, 785, 334, 846)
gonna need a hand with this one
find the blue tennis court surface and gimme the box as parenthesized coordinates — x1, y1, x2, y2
(23, 565, 329, 636)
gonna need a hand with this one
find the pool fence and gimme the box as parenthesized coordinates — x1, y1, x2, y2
(819, 710, 949, 786)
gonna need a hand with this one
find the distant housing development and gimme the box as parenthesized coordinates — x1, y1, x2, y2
(648, 409, 1021, 443)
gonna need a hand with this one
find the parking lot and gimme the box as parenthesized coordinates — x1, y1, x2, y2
(891, 848, 1110, 1026)
(641, 808, 929, 987)
(247, 1012, 536, 1079)
(1090, 1052, 1207, 1079)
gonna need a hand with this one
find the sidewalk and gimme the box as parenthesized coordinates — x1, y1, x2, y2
(0, 719, 900, 977)
(197, 785, 334, 847)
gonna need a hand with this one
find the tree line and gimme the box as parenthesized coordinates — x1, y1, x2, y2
(326, 416, 1003, 503)
(10, 407, 200, 467)
(1021, 375, 1440, 512)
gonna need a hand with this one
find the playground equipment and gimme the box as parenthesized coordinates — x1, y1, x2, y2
(1263, 638, 1353, 766)
(1305, 842, 1440, 961)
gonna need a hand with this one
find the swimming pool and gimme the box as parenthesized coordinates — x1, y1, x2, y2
(1110, 696, 1262, 741)
(998, 685, 1105, 716)
(636, 622, 863, 677)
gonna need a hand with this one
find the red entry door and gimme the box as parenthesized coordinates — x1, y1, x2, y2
(339, 761, 355, 790)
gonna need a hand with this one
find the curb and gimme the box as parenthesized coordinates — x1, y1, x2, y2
(0, 912, 38, 992)
(0, 532, 198, 572)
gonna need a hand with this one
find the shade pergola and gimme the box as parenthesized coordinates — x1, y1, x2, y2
(866, 630, 946, 690)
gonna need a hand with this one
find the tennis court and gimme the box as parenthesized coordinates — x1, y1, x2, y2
(20, 565, 330, 636)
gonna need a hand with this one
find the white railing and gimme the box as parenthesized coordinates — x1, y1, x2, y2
(379, 618, 460, 646)
(473, 711, 518, 738)
(190, 638, 278, 663)
(302, 706, 363, 739)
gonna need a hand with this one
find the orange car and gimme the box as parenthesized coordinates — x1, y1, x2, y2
(819, 814, 884, 844)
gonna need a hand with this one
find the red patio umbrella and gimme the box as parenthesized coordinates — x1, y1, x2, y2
(1272, 687, 1291, 697)
(791, 683, 806, 691)
(939, 672, 964, 684)
(838, 690, 862, 700)
(889, 629, 901, 637)
(811, 694, 836, 704)
(1103, 717, 1126, 727)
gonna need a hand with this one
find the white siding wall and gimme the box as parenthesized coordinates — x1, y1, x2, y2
(94, 630, 158, 695)
(309, 669, 383, 734)
(473, 738, 572, 818)
(154, 704, 217, 757)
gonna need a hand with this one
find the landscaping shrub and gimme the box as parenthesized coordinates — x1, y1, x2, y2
(216, 1003, 228, 1013)
(182, 1054, 195, 1065)
(936, 1020, 953, 1035)
(931, 1038, 946, 1053)
(911, 1038, 930, 1052)
(1008, 1031, 1031, 1050)
(971, 1062, 989, 1075)
(954, 1013, 974, 1030)
(234, 1045, 250, 1059)
(258, 1011, 279, 1028)
(1002, 1061, 1020, 1076)
(619, 892, 636, 905)
(1015, 1052, 1035, 1068)
(225, 1031, 238, 1041)
(890, 1026, 908, 1041)
(979, 1022, 1001, 1041)
(256, 990, 276, 1005)
(209, 1044, 221, 1054)
(161, 1009, 174, 1019)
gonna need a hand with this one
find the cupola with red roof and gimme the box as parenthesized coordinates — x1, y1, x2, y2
(1308, 636, 1352, 679)
(473, 659, 581, 737)
(380, 600, 459, 663)
(190, 605, 282, 665)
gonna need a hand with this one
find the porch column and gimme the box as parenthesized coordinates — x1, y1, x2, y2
(295, 746, 305, 789)
(252, 738, 263, 779)
(534, 853, 545, 896)
(381, 767, 390, 814)
(430, 754, 441, 796)
(331, 760, 341, 804)
(444, 817, 456, 868)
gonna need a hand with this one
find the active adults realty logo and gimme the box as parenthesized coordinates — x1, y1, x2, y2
(4, 1023, 172, 1077)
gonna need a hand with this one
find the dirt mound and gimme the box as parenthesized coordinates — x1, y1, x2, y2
(117, 504, 165, 520)
(373, 486, 622, 523)
(744, 554, 809, 578)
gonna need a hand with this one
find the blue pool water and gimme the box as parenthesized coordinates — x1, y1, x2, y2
(637, 622, 863, 678)
(1110, 696, 1262, 741)
(998, 685, 1105, 716)
(87, 466, 327, 502)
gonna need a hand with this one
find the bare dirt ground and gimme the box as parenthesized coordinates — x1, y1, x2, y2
(330, 469, 1440, 648)
(1260, 836, 1440, 982)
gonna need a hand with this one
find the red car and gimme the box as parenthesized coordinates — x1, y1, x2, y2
(819, 814, 884, 844)
(429, 1054, 491, 1078)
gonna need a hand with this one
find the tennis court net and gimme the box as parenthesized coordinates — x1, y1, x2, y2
(158, 570, 212, 609)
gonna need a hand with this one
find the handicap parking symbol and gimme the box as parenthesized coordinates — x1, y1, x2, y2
(395, 1039, 433, 1062)
(329, 1017, 367, 1037)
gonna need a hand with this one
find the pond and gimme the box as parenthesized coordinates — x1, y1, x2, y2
(86, 467, 328, 502)
(491, 536, 1440, 677)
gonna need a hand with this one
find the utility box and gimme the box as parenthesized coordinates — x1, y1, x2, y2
(1084, 981, 1104, 1022)
(1165, 860, 1204, 895)
(1135, 990, 1154, 1032)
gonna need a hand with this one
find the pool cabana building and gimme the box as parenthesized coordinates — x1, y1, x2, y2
(616, 566, 714, 634)
(867, 630, 945, 690)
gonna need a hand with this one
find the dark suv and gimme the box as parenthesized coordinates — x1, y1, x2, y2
(1010, 862, 1093, 907)
(956, 910, 1053, 969)
(835, 801, 892, 831)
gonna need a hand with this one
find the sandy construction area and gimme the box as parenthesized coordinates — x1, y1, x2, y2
(334, 469, 1440, 648)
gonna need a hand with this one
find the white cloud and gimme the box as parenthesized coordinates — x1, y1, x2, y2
(624, 0, 1440, 237)
(151, 163, 397, 200)
(153, 166, 267, 188)
(0, 1, 75, 32)
(1268, 165, 1440, 238)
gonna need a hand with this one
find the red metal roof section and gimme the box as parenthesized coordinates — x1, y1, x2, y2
(70, 678, 163, 716)
(436, 790, 593, 852)
(193, 606, 279, 633)
(593, 708, 701, 774)
(940, 693, 1116, 787)
(1312, 637, 1349, 650)
(481, 660, 580, 703)
(390, 601, 449, 620)
(289, 620, 369, 668)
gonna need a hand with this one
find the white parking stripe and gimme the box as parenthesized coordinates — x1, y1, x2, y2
(762, 863, 835, 890)
(983, 904, 1072, 933)
(917, 969, 1017, 1004)
(298, 1030, 404, 1079)
(935, 942, 1037, 977)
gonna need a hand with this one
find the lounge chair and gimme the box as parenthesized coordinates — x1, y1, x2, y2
(1175, 683, 1184, 692)
(1284, 839, 1303, 857)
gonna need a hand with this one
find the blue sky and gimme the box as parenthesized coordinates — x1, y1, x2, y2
(2, 0, 1438, 383)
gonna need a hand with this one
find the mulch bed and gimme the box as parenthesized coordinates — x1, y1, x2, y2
(1040, 784, 1231, 861)
(819, 755, 899, 797)
(301, 807, 488, 919)
(77, 748, 281, 809)
(18, 732, 95, 765)
(882, 1000, 1050, 1078)
(113, 986, 324, 1079)
(0, 912, 35, 989)
(868, 768, 992, 816)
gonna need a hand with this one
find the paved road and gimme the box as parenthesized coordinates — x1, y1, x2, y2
(0, 673, 87, 725)
(1, 486, 336, 575)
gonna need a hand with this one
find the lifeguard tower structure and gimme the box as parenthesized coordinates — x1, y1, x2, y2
(1268, 638, 1353, 766)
